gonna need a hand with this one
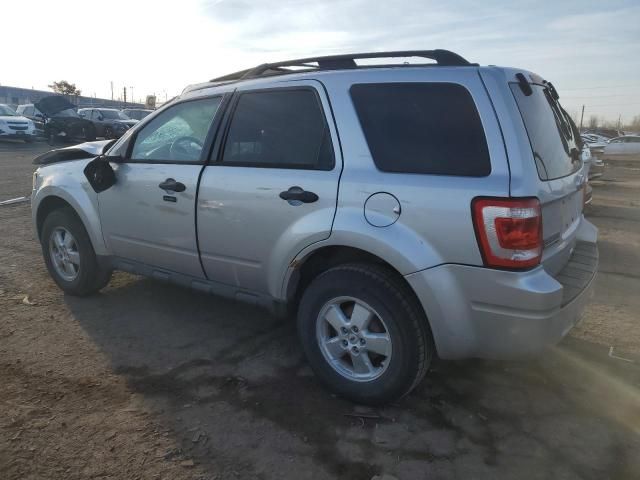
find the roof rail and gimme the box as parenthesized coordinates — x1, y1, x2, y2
(210, 49, 475, 82)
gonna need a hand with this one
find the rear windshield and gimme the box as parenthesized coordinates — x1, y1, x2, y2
(350, 83, 491, 176)
(510, 84, 581, 180)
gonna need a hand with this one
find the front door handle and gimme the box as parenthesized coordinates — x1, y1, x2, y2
(159, 178, 186, 192)
(279, 186, 318, 204)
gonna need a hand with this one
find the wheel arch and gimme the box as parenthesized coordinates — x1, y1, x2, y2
(33, 188, 107, 255)
(284, 245, 432, 327)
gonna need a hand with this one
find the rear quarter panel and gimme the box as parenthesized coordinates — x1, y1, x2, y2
(313, 68, 511, 273)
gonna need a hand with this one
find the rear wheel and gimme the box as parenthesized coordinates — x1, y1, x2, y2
(297, 263, 433, 405)
(104, 127, 114, 140)
(41, 208, 111, 296)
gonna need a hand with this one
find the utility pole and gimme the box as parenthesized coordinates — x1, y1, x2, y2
(110, 81, 114, 101)
(579, 105, 585, 131)
(130, 86, 134, 106)
(617, 114, 622, 130)
(123, 86, 127, 107)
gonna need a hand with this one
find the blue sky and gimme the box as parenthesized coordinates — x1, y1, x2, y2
(3, 0, 639, 122)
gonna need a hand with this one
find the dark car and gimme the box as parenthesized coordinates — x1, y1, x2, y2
(78, 108, 137, 139)
(122, 108, 153, 121)
(35, 96, 96, 146)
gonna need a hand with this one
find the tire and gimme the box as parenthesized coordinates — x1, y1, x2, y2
(104, 127, 114, 140)
(41, 208, 112, 296)
(297, 263, 433, 405)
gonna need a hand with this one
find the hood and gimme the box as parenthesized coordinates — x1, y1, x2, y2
(33, 140, 116, 165)
(34, 96, 76, 116)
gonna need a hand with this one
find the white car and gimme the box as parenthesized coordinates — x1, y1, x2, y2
(603, 136, 640, 158)
(0, 104, 37, 142)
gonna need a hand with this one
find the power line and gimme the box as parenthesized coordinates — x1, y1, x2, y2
(561, 83, 640, 91)
(562, 94, 633, 99)
(569, 102, 640, 107)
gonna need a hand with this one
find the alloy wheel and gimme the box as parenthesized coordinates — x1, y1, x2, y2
(316, 296, 392, 382)
(48, 227, 80, 281)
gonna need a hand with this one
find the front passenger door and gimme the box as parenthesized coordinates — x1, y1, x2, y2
(98, 95, 225, 278)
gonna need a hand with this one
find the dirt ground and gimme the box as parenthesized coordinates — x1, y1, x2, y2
(1, 139, 639, 480)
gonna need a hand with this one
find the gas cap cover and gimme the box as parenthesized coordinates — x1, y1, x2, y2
(364, 192, 401, 227)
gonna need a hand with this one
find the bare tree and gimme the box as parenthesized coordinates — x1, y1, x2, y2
(587, 115, 599, 129)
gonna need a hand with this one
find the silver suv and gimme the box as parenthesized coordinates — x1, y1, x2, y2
(31, 50, 598, 404)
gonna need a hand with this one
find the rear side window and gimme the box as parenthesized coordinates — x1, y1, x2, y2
(221, 89, 334, 170)
(350, 83, 490, 176)
(510, 84, 581, 180)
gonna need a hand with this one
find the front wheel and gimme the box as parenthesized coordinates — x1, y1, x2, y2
(41, 208, 112, 296)
(297, 263, 434, 405)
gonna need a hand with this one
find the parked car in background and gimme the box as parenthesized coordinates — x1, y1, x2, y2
(584, 128, 624, 139)
(122, 108, 153, 121)
(15, 104, 45, 136)
(78, 108, 137, 139)
(580, 142, 605, 180)
(31, 50, 598, 404)
(581, 133, 608, 150)
(33, 96, 97, 146)
(603, 136, 640, 159)
(0, 104, 37, 142)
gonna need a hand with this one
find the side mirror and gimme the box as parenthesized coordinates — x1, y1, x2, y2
(97, 115, 104, 121)
(35, 113, 44, 119)
(84, 156, 118, 193)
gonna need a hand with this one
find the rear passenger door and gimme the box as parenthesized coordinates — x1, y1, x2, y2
(197, 81, 341, 296)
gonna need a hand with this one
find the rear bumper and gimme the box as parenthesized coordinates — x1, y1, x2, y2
(406, 220, 598, 360)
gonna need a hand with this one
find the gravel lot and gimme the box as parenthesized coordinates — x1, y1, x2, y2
(1, 140, 639, 479)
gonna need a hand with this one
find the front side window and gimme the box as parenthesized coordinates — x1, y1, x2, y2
(100, 109, 129, 120)
(220, 89, 334, 170)
(350, 83, 491, 176)
(130, 97, 222, 163)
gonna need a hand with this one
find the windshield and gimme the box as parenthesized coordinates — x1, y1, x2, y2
(55, 108, 79, 118)
(0, 105, 17, 116)
(100, 110, 130, 120)
(510, 83, 581, 180)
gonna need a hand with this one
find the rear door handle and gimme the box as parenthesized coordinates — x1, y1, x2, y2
(159, 178, 186, 192)
(279, 186, 319, 204)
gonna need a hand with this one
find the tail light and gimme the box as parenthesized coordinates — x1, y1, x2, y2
(472, 197, 542, 269)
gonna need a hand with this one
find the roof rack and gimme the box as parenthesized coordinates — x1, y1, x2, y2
(210, 49, 475, 82)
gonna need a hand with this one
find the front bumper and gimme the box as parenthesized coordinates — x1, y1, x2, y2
(0, 129, 37, 139)
(406, 221, 598, 360)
